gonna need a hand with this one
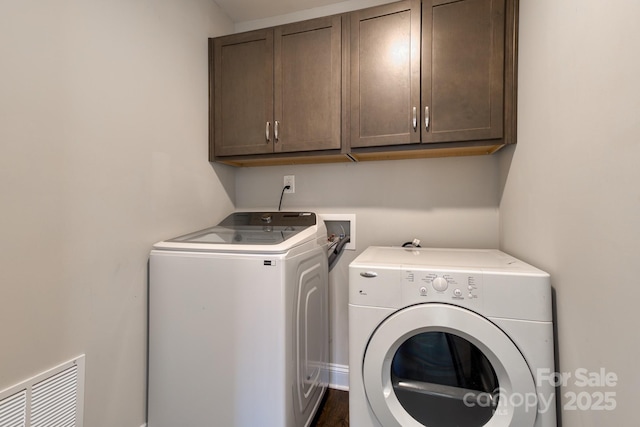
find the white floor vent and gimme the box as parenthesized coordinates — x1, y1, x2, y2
(0, 356, 85, 427)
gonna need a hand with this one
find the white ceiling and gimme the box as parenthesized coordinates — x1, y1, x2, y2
(214, 0, 350, 23)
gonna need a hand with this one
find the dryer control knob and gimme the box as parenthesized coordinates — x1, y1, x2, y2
(432, 277, 449, 292)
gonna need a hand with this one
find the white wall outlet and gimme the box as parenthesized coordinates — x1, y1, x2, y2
(284, 175, 295, 193)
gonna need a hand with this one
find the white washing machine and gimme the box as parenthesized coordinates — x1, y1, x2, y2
(349, 246, 556, 427)
(148, 212, 329, 427)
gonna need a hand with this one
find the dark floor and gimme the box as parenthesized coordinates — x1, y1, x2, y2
(311, 388, 349, 426)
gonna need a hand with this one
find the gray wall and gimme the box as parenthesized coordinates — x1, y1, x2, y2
(0, 1, 233, 426)
(236, 157, 501, 367)
(499, 0, 640, 425)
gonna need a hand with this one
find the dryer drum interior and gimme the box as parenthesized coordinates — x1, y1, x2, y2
(391, 331, 499, 426)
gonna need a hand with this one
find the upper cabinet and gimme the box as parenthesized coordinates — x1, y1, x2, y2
(349, 0, 421, 148)
(210, 0, 518, 166)
(211, 16, 342, 159)
(212, 29, 274, 157)
(349, 0, 507, 156)
(274, 17, 342, 154)
(422, 0, 505, 143)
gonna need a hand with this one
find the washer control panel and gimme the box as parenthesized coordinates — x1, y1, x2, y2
(401, 269, 482, 308)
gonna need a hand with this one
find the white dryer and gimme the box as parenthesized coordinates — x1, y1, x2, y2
(148, 212, 329, 427)
(349, 246, 556, 427)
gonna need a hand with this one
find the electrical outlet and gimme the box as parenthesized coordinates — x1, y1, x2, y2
(284, 175, 295, 193)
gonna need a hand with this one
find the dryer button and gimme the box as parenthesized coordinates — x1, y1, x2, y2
(432, 277, 449, 292)
(453, 288, 463, 297)
(419, 286, 428, 296)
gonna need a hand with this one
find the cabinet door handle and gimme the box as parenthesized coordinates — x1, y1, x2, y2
(412, 107, 417, 131)
(274, 120, 280, 142)
(425, 106, 430, 132)
(265, 121, 271, 142)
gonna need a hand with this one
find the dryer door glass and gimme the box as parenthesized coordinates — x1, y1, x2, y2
(362, 304, 537, 427)
(391, 332, 498, 426)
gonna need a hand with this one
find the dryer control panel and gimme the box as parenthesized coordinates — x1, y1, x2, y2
(401, 269, 483, 310)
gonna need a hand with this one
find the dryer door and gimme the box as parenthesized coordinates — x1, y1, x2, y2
(363, 304, 537, 427)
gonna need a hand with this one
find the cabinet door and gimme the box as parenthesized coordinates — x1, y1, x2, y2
(422, 0, 505, 143)
(213, 30, 274, 157)
(274, 16, 342, 153)
(350, 0, 421, 148)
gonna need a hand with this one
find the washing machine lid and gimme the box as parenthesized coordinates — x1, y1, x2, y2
(153, 212, 322, 253)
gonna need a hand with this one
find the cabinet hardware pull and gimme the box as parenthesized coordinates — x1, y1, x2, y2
(412, 107, 417, 131)
(274, 120, 280, 142)
(425, 106, 430, 132)
(265, 121, 271, 142)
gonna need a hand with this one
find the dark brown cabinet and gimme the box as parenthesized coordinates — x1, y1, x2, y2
(210, 0, 518, 166)
(212, 30, 273, 157)
(349, 0, 421, 148)
(274, 17, 342, 153)
(350, 0, 510, 160)
(422, 0, 505, 143)
(210, 16, 342, 160)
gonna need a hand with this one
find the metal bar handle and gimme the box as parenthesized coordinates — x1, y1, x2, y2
(274, 120, 280, 142)
(425, 106, 430, 132)
(265, 121, 271, 142)
(412, 107, 417, 131)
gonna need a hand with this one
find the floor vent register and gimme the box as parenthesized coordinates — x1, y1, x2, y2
(0, 356, 85, 427)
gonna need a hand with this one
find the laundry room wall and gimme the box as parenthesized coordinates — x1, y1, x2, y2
(235, 156, 501, 378)
(0, 1, 233, 427)
(499, 0, 640, 425)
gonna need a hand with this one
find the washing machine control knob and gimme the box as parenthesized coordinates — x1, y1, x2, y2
(432, 277, 449, 292)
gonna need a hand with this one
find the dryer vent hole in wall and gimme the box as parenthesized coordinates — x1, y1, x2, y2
(0, 355, 86, 427)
